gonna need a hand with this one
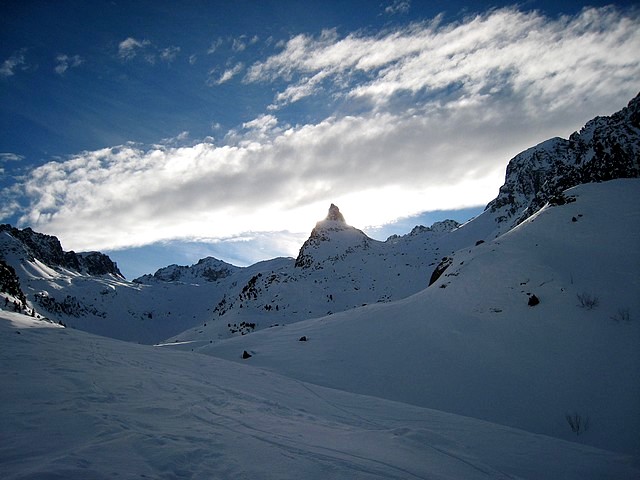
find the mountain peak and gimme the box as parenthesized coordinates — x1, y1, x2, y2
(326, 204, 345, 223)
(484, 92, 640, 231)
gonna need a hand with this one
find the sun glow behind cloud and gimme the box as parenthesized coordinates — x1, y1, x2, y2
(8, 6, 640, 255)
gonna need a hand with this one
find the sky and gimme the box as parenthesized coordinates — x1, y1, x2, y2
(1, 0, 639, 279)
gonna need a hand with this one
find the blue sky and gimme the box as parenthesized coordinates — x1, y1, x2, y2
(1, 1, 639, 279)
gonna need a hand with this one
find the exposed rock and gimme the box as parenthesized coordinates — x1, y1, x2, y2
(0, 259, 26, 304)
(486, 92, 640, 229)
(0, 224, 123, 278)
(429, 257, 453, 286)
(528, 294, 540, 307)
(326, 203, 346, 223)
(295, 205, 370, 269)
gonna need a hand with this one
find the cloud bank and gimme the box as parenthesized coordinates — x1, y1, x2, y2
(10, 7, 640, 252)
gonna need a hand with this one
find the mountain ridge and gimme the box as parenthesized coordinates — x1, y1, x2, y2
(1, 93, 638, 346)
(486, 91, 640, 231)
(0, 224, 123, 278)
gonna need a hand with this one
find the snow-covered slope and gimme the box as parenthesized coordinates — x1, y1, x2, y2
(2, 310, 638, 480)
(193, 179, 640, 456)
(0, 225, 287, 343)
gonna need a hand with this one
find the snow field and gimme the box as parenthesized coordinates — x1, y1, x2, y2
(196, 180, 640, 455)
(1, 311, 638, 479)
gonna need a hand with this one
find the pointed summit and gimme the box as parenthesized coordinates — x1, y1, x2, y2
(326, 204, 345, 223)
(295, 204, 371, 269)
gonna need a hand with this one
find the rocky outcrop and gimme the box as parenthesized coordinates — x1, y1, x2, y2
(295, 204, 370, 269)
(486, 92, 640, 228)
(0, 259, 27, 304)
(0, 225, 123, 278)
(326, 203, 346, 223)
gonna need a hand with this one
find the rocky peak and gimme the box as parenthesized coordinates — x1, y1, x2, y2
(486, 92, 640, 229)
(295, 205, 370, 269)
(326, 204, 346, 223)
(0, 224, 123, 278)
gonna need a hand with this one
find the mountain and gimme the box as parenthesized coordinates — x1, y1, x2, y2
(0, 224, 123, 277)
(134, 256, 239, 284)
(1, 94, 639, 346)
(0, 224, 244, 343)
(194, 179, 640, 456)
(163, 205, 461, 344)
(2, 95, 640, 477)
(0, 209, 460, 344)
(486, 92, 640, 233)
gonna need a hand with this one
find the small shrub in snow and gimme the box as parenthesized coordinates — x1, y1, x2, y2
(577, 292, 599, 310)
(610, 308, 631, 323)
(528, 294, 540, 306)
(565, 412, 589, 436)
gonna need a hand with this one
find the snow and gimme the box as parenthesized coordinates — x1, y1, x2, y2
(2, 179, 639, 477)
(188, 179, 640, 456)
(1, 310, 638, 479)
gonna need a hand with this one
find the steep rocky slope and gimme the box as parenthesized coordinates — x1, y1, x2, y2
(486, 92, 639, 232)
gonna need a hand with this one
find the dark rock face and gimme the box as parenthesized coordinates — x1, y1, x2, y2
(326, 203, 346, 223)
(75, 252, 123, 277)
(0, 259, 26, 304)
(486, 93, 640, 227)
(528, 294, 540, 307)
(295, 204, 364, 269)
(429, 257, 453, 286)
(1, 225, 67, 266)
(0, 224, 123, 278)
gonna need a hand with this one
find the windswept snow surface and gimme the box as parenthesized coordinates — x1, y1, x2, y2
(2, 311, 638, 479)
(192, 179, 640, 456)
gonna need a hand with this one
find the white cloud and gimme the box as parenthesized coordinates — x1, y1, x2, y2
(208, 62, 244, 85)
(0, 153, 24, 162)
(207, 38, 224, 54)
(12, 6, 640, 253)
(160, 46, 180, 63)
(0, 50, 27, 78)
(245, 7, 640, 112)
(232, 37, 247, 52)
(118, 37, 151, 60)
(14, 91, 593, 252)
(385, 0, 410, 15)
(54, 54, 83, 75)
(118, 38, 182, 65)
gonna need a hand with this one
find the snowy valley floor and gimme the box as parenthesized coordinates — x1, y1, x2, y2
(1, 311, 639, 479)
